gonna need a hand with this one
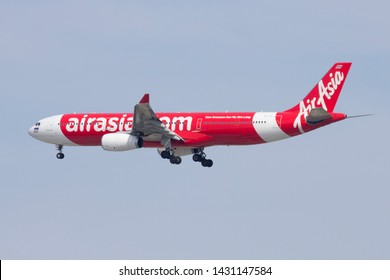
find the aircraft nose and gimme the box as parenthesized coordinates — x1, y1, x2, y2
(28, 125, 36, 138)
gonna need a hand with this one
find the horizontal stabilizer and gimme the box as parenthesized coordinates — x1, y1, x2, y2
(306, 108, 332, 125)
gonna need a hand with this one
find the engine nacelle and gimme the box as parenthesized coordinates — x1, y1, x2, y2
(101, 133, 143, 151)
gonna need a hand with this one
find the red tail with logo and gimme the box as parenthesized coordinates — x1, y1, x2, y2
(279, 62, 352, 135)
(285, 62, 352, 113)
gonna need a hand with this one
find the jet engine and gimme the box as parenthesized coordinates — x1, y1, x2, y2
(101, 133, 143, 151)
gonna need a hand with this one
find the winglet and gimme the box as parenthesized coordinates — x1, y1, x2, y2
(139, 93, 149, 104)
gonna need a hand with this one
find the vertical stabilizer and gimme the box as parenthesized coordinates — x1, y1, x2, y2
(285, 62, 352, 113)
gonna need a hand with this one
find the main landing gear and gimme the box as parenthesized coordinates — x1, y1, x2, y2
(160, 149, 182, 165)
(192, 149, 213, 168)
(159, 137, 214, 167)
(160, 148, 213, 167)
(56, 144, 65, 159)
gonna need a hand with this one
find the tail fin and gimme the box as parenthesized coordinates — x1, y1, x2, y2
(285, 62, 352, 113)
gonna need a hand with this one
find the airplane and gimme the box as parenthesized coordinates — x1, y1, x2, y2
(28, 62, 361, 167)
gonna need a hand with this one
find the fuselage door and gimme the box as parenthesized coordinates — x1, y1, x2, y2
(274, 114, 282, 129)
(46, 122, 53, 131)
(196, 118, 202, 131)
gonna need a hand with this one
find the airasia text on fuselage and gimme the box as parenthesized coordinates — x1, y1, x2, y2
(64, 114, 193, 133)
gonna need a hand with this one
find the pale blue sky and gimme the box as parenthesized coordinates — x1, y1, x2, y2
(1, 0, 389, 259)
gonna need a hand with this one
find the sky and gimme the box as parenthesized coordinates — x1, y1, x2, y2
(0, 0, 389, 259)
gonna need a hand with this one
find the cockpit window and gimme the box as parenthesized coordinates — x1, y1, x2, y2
(35, 122, 41, 126)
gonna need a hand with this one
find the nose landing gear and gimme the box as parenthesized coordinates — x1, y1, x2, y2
(56, 145, 65, 159)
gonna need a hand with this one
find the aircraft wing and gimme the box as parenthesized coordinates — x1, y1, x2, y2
(131, 94, 184, 142)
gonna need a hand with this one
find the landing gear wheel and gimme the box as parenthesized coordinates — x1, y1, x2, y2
(170, 156, 182, 165)
(56, 153, 65, 159)
(161, 150, 172, 159)
(192, 154, 202, 162)
(201, 159, 213, 167)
